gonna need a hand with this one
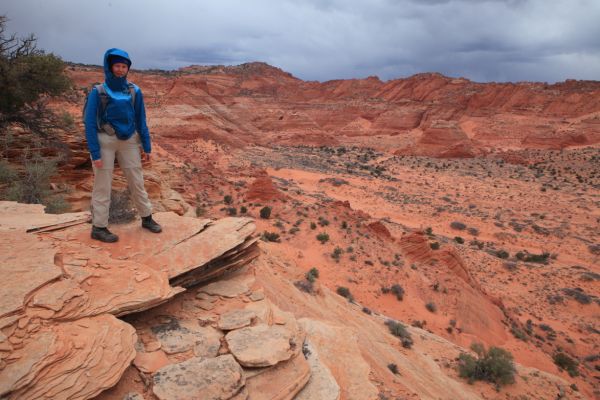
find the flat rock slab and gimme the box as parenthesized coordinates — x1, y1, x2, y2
(199, 274, 254, 298)
(0, 232, 61, 319)
(244, 352, 311, 400)
(150, 317, 222, 356)
(226, 324, 297, 367)
(152, 354, 245, 400)
(295, 341, 340, 400)
(0, 201, 89, 233)
(218, 309, 256, 331)
(28, 240, 183, 320)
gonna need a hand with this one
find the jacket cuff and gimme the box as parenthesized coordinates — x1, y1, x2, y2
(91, 152, 101, 161)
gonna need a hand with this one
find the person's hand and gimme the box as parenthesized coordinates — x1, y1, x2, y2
(93, 159, 103, 168)
(142, 152, 151, 163)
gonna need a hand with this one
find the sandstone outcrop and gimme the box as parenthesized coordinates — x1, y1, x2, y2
(0, 202, 259, 400)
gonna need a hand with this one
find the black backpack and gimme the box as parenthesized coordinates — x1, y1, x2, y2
(82, 83, 136, 130)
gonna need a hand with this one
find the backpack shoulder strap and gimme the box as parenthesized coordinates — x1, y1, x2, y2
(127, 82, 137, 108)
(96, 84, 109, 111)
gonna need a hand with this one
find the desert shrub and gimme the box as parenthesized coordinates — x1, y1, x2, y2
(362, 307, 372, 315)
(496, 250, 509, 259)
(430, 242, 440, 250)
(425, 227, 433, 235)
(261, 231, 280, 242)
(223, 194, 233, 204)
(385, 320, 413, 348)
(108, 190, 136, 224)
(341, 221, 348, 229)
(458, 343, 516, 388)
(0, 159, 17, 184)
(450, 221, 467, 230)
(305, 267, 319, 282)
(516, 251, 550, 264)
(454, 236, 464, 244)
(226, 207, 237, 216)
(561, 288, 591, 304)
(580, 272, 600, 281)
(467, 227, 480, 236)
(553, 352, 579, 377)
(44, 195, 70, 214)
(336, 286, 353, 301)
(387, 363, 399, 374)
(425, 302, 437, 313)
(588, 244, 600, 256)
(195, 205, 206, 217)
(390, 284, 404, 301)
(331, 246, 343, 261)
(259, 206, 271, 219)
(318, 218, 329, 227)
(294, 279, 314, 294)
(240, 205, 247, 214)
(310, 222, 317, 229)
(316, 232, 330, 244)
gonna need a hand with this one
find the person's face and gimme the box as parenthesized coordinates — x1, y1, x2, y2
(111, 62, 129, 78)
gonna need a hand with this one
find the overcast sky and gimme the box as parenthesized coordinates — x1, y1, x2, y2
(4, 0, 599, 83)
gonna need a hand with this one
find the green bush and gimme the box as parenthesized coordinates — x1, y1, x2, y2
(425, 302, 437, 313)
(390, 284, 404, 301)
(310, 222, 317, 229)
(261, 231, 280, 242)
(226, 207, 237, 216)
(259, 206, 271, 219)
(553, 352, 579, 377)
(515, 251, 550, 264)
(385, 320, 413, 348)
(387, 363, 399, 374)
(450, 221, 467, 230)
(223, 195, 233, 204)
(458, 343, 516, 388)
(496, 250, 509, 259)
(430, 242, 440, 250)
(336, 286, 353, 301)
(454, 236, 464, 244)
(240, 206, 247, 214)
(305, 267, 319, 282)
(1, 154, 69, 214)
(316, 232, 330, 244)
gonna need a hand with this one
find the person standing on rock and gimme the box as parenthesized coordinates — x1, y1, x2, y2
(84, 48, 162, 243)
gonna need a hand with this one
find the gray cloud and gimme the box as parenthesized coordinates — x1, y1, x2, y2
(3, 0, 599, 82)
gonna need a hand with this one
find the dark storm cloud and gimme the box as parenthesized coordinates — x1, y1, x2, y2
(3, 0, 599, 82)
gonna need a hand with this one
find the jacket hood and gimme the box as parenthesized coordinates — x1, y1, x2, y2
(103, 48, 132, 91)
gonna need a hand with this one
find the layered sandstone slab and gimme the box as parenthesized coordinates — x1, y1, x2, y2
(243, 352, 311, 400)
(0, 201, 90, 233)
(0, 203, 260, 400)
(0, 232, 61, 319)
(0, 314, 136, 400)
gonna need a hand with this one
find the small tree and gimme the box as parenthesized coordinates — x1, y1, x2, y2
(0, 15, 71, 137)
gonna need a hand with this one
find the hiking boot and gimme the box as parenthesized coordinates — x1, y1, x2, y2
(142, 215, 162, 233)
(91, 226, 119, 243)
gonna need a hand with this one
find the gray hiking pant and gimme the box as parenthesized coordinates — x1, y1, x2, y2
(91, 132, 152, 228)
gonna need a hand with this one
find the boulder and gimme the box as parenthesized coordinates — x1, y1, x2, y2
(152, 354, 245, 400)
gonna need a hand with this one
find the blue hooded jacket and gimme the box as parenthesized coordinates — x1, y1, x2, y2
(84, 48, 151, 160)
